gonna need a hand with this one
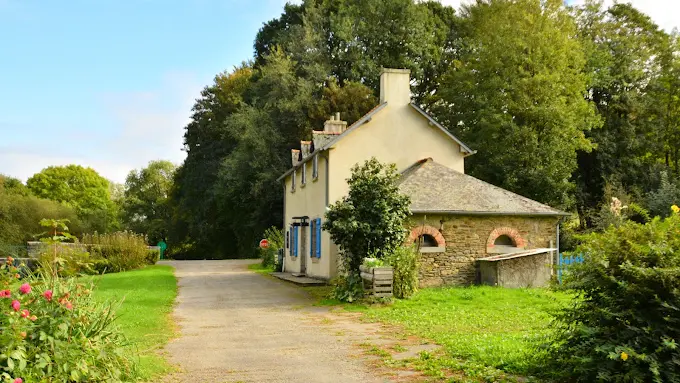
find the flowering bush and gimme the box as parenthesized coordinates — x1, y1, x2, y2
(0, 257, 137, 382)
(83, 232, 149, 273)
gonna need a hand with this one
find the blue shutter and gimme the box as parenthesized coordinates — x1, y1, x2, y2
(309, 219, 315, 258)
(293, 226, 298, 257)
(315, 218, 322, 258)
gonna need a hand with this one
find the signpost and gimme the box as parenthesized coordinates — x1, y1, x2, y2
(259, 239, 269, 249)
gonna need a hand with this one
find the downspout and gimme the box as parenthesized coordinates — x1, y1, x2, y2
(282, 181, 287, 273)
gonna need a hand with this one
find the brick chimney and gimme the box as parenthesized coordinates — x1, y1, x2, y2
(323, 112, 347, 134)
(379, 68, 411, 105)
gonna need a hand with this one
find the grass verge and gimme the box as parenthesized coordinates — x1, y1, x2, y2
(247, 263, 274, 274)
(338, 286, 572, 381)
(91, 265, 178, 380)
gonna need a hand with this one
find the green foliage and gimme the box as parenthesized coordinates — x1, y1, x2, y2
(36, 219, 93, 278)
(0, 262, 137, 382)
(384, 245, 419, 299)
(435, 0, 599, 209)
(361, 258, 386, 268)
(330, 273, 364, 303)
(121, 160, 176, 244)
(258, 227, 283, 269)
(26, 165, 118, 233)
(83, 232, 149, 273)
(647, 171, 680, 218)
(545, 211, 680, 382)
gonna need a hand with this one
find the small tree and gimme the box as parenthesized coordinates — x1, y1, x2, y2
(323, 158, 411, 300)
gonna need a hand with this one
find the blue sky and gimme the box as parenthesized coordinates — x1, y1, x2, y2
(0, 0, 677, 183)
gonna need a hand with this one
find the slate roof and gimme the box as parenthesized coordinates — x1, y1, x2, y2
(398, 159, 568, 216)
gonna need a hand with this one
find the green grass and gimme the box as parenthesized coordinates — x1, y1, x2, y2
(347, 286, 572, 381)
(247, 263, 274, 274)
(90, 265, 178, 380)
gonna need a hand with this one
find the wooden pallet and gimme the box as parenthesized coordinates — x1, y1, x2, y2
(359, 265, 393, 298)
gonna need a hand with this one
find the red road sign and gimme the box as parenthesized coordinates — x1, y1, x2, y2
(259, 239, 269, 249)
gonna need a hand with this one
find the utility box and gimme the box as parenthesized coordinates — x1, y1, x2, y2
(477, 248, 556, 288)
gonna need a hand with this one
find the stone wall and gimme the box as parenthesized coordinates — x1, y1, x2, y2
(408, 215, 558, 287)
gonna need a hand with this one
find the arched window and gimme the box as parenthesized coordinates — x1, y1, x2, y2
(419, 234, 439, 247)
(494, 235, 515, 246)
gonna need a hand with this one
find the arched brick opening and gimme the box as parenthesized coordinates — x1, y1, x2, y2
(407, 225, 446, 247)
(487, 227, 525, 248)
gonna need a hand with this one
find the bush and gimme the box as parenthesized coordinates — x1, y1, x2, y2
(258, 227, 283, 269)
(544, 207, 680, 382)
(38, 244, 93, 277)
(83, 232, 148, 273)
(146, 249, 160, 265)
(385, 245, 419, 299)
(0, 257, 137, 382)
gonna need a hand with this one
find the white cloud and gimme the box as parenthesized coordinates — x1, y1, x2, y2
(0, 71, 201, 184)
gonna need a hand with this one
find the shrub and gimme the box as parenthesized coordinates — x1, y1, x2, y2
(145, 249, 160, 265)
(385, 245, 419, 299)
(323, 158, 410, 301)
(258, 227, 284, 269)
(0, 258, 137, 382)
(544, 207, 680, 382)
(83, 232, 148, 273)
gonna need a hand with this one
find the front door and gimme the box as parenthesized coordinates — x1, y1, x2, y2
(300, 225, 307, 275)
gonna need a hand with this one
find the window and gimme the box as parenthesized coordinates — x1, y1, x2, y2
(291, 170, 296, 192)
(494, 235, 515, 246)
(418, 234, 439, 247)
(301, 162, 307, 185)
(312, 155, 319, 179)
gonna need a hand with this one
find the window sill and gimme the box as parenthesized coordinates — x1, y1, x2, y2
(420, 246, 446, 253)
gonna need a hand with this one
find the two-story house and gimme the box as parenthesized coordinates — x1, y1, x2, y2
(277, 68, 568, 287)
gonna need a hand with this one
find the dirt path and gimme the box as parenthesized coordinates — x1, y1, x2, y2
(162, 260, 396, 383)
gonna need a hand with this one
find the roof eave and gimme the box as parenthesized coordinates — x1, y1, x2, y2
(410, 209, 571, 217)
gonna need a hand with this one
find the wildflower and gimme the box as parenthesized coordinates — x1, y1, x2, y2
(19, 283, 31, 295)
(13, 378, 23, 383)
(14, 273, 20, 279)
(29, 315, 37, 321)
(20, 309, 30, 318)
(672, 205, 680, 214)
(11, 300, 20, 311)
(19, 331, 26, 338)
(43, 290, 53, 301)
(7, 256, 13, 263)
(621, 352, 629, 361)
(65, 301, 73, 310)
(0, 289, 10, 298)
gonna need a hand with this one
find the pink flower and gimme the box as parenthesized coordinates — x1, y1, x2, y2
(11, 300, 20, 311)
(20, 309, 29, 318)
(65, 301, 73, 310)
(13, 378, 23, 383)
(0, 289, 10, 298)
(43, 290, 53, 301)
(19, 283, 31, 295)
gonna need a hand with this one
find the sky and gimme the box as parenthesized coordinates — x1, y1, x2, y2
(0, 0, 678, 184)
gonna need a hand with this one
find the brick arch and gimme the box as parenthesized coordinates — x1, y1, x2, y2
(407, 225, 446, 247)
(487, 227, 525, 248)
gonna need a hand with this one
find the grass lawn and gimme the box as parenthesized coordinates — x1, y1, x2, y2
(90, 265, 178, 380)
(341, 286, 572, 381)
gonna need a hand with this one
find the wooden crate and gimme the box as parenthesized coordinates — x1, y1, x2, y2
(359, 265, 393, 298)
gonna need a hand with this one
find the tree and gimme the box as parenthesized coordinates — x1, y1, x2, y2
(26, 165, 116, 233)
(323, 158, 411, 273)
(434, 0, 600, 209)
(0, 175, 30, 196)
(121, 160, 176, 244)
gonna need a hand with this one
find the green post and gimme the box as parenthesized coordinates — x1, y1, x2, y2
(157, 240, 167, 260)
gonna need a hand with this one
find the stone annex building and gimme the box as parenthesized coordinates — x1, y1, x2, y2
(277, 68, 569, 287)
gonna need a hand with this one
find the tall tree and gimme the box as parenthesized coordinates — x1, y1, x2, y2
(122, 160, 176, 244)
(434, 0, 600, 208)
(26, 165, 117, 233)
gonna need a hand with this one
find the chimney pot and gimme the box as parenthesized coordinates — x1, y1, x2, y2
(335, 112, 340, 120)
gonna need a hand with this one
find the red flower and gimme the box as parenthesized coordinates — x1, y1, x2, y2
(0, 289, 10, 298)
(65, 301, 73, 310)
(19, 283, 31, 295)
(20, 309, 29, 318)
(11, 300, 20, 311)
(43, 290, 53, 301)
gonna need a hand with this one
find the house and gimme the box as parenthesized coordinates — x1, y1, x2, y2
(277, 68, 568, 287)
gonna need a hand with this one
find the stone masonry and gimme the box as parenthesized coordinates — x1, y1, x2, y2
(408, 214, 558, 287)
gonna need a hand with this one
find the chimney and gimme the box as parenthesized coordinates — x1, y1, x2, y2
(379, 68, 411, 105)
(323, 112, 347, 134)
(291, 149, 301, 166)
(300, 141, 312, 158)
